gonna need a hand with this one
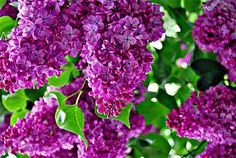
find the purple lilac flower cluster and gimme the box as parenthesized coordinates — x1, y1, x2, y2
(1, 98, 78, 157)
(197, 143, 236, 158)
(0, 0, 164, 117)
(0, 40, 9, 89)
(0, 0, 18, 19)
(0, 114, 10, 155)
(81, 0, 164, 117)
(1, 78, 150, 157)
(167, 86, 236, 157)
(192, 0, 236, 82)
(0, 0, 85, 92)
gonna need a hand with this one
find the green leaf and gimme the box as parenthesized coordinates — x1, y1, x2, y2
(10, 109, 28, 126)
(192, 45, 216, 61)
(0, 0, 7, 9)
(48, 91, 67, 106)
(175, 85, 191, 103)
(130, 133, 171, 158)
(166, 8, 194, 43)
(136, 100, 170, 129)
(0, 16, 16, 37)
(95, 103, 133, 128)
(55, 104, 88, 148)
(191, 141, 208, 156)
(0, 90, 8, 115)
(25, 85, 47, 103)
(48, 70, 71, 88)
(153, 38, 183, 84)
(170, 132, 189, 155)
(2, 90, 28, 112)
(183, 0, 201, 12)
(154, 54, 172, 84)
(72, 69, 81, 78)
(151, 0, 181, 8)
(191, 59, 227, 90)
(157, 89, 178, 109)
(65, 55, 80, 64)
(114, 103, 132, 128)
(177, 68, 199, 84)
(49, 91, 88, 148)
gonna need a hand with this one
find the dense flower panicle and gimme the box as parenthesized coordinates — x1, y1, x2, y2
(0, 0, 85, 92)
(81, 0, 164, 117)
(167, 86, 236, 146)
(2, 78, 150, 157)
(192, 0, 236, 83)
(1, 98, 78, 157)
(0, 115, 10, 155)
(196, 143, 236, 158)
(193, 0, 236, 52)
(0, 0, 18, 18)
(216, 43, 236, 83)
(0, 40, 9, 89)
(0, 0, 164, 116)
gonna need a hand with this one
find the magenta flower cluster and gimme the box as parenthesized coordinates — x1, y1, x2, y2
(167, 86, 236, 157)
(197, 143, 236, 158)
(192, 0, 236, 82)
(1, 78, 151, 157)
(0, 0, 164, 117)
(1, 98, 78, 157)
(0, 0, 84, 92)
(81, 0, 164, 117)
(0, 114, 10, 156)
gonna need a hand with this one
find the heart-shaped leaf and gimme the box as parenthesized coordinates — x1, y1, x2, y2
(10, 109, 28, 126)
(95, 103, 133, 128)
(2, 89, 28, 112)
(48, 70, 71, 88)
(0, 16, 16, 37)
(49, 91, 88, 148)
(55, 104, 88, 148)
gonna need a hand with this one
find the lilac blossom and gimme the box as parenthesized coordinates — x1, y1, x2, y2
(1, 98, 78, 157)
(0, 0, 85, 92)
(0, 114, 10, 156)
(197, 143, 236, 158)
(167, 86, 236, 146)
(81, 0, 164, 117)
(193, 0, 236, 83)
